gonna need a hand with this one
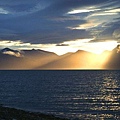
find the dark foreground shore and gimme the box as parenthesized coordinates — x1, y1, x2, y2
(0, 106, 69, 120)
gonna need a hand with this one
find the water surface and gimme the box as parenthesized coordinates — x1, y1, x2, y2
(0, 70, 120, 119)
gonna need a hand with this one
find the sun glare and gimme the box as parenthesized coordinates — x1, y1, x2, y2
(84, 41, 118, 55)
(92, 52, 112, 69)
(76, 49, 112, 69)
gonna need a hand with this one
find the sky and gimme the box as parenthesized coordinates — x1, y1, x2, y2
(0, 0, 120, 55)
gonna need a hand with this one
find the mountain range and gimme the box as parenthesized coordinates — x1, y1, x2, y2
(0, 47, 120, 69)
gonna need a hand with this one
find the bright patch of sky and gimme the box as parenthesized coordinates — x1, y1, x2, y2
(68, 20, 101, 30)
(80, 41, 118, 54)
(68, 8, 99, 14)
(0, 39, 118, 55)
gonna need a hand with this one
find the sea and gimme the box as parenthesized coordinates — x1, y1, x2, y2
(0, 70, 120, 120)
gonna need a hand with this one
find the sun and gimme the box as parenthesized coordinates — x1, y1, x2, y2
(84, 41, 118, 55)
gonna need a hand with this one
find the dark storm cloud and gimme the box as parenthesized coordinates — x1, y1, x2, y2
(0, 0, 119, 44)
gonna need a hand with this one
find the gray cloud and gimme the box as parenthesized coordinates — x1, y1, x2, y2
(113, 28, 120, 39)
(0, 0, 120, 45)
(94, 19, 120, 42)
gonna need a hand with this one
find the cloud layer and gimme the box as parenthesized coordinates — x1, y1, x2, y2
(0, 0, 120, 53)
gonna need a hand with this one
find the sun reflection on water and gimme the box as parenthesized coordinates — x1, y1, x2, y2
(67, 71, 120, 119)
(90, 72, 120, 117)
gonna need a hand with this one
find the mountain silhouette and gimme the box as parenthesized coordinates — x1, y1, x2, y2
(1, 48, 19, 53)
(0, 46, 120, 69)
(104, 47, 120, 69)
(0, 48, 58, 69)
(37, 47, 120, 69)
(38, 50, 101, 69)
(1, 48, 21, 57)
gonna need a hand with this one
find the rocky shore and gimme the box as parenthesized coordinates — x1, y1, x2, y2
(0, 106, 69, 120)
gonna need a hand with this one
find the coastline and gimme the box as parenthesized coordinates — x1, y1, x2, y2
(0, 106, 69, 120)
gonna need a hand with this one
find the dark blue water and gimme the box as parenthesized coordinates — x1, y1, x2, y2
(0, 70, 120, 119)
